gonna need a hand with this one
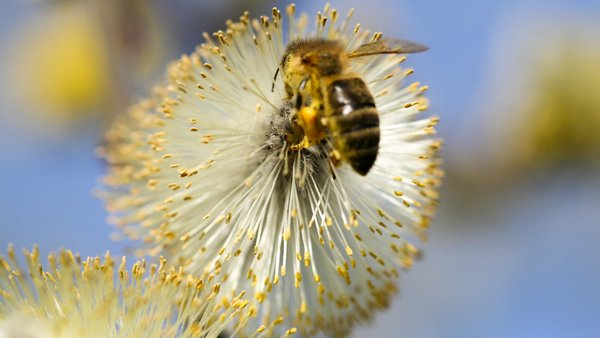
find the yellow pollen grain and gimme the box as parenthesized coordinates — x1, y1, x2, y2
(255, 292, 266, 303)
(375, 90, 388, 98)
(286, 4, 295, 16)
(326, 217, 333, 226)
(418, 101, 430, 111)
(377, 209, 388, 218)
(424, 126, 436, 134)
(295, 271, 302, 287)
(371, 32, 382, 41)
(300, 302, 307, 313)
(321, 17, 328, 27)
(283, 229, 291, 241)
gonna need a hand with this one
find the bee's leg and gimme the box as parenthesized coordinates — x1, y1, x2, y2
(285, 83, 294, 100)
(295, 92, 303, 111)
(290, 76, 309, 132)
(327, 152, 339, 180)
(329, 149, 342, 168)
(295, 77, 310, 110)
(288, 76, 316, 150)
(328, 161, 337, 180)
(290, 136, 311, 151)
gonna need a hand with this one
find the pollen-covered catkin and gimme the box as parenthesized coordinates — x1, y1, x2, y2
(100, 4, 441, 337)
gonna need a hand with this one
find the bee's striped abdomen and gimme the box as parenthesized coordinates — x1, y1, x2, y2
(325, 77, 380, 176)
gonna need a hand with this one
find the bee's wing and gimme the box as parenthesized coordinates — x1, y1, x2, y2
(347, 38, 428, 58)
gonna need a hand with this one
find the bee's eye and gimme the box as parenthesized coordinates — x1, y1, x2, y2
(301, 57, 309, 64)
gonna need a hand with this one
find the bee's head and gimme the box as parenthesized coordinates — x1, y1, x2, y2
(282, 38, 343, 73)
(275, 38, 345, 97)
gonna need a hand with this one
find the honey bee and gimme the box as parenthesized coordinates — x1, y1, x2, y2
(278, 37, 427, 175)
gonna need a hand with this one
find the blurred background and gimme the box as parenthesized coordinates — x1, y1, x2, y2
(1, 0, 599, 337)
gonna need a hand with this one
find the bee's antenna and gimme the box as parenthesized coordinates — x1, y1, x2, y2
(271, 67, 280, 92)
